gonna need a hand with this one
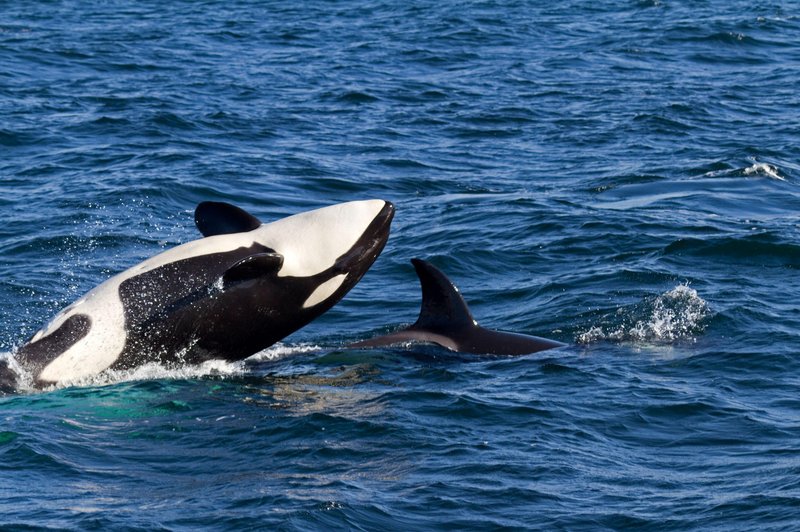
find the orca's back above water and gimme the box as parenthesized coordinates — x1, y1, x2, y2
(350, 259, 564, 355)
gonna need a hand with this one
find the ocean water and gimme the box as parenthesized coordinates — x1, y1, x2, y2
(1, 0, 799, 529)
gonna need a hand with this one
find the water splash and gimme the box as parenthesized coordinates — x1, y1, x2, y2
(743, 162, 784, 181)
(577, 284, 710, 344)
(34, 359, 245, 393)
(704, 160, 785, 181)
(247, 342, 321, 362)
(2, 342, 321, 394)
(0, 351, 24, 393)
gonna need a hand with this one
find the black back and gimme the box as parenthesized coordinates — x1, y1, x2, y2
(350, 259, 565, 355)
(410, 258, 476, 332)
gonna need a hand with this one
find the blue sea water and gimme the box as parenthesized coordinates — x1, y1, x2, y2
(1, 0, 800, 529)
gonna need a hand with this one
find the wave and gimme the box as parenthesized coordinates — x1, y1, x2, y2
(48, 359, 248, 392)
(663, 234, 800, 266)
(703, 159, 786, 181)
(592, 164, 797, 217)
(11, 358, 246, 394)
(576, 284, 710, 344)
(742, 162, 784, 181)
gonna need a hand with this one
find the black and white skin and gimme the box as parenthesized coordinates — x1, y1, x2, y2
(7, 199, 394, 389)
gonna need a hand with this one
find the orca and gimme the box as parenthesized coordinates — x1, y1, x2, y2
(11, 199, 394, 389)
(350, 259, 564, 355)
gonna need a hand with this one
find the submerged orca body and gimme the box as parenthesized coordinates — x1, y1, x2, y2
(350, 259, 564, 355)
(12, 200, 394, 389)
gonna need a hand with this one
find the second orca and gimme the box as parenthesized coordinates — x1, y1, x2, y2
(350, 259, 565, 355)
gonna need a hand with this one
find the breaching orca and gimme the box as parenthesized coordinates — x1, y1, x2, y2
(10, 199, 394, 389)
(350, 259, 564, 355)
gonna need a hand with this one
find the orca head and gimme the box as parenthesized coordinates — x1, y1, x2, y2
(254, 199, 394, 308)
(195, 198, 395, 306)
(186, 199, 396, 360)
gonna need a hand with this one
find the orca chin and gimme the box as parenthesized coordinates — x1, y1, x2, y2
(349, 258, 565, 356)
(12, 199, 394, 390)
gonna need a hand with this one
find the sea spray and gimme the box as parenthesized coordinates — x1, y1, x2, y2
(577, 284, 710, 344)
(3, 343, 322, 394)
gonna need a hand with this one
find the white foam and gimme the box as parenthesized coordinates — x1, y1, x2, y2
(1, 351, 35, 393)
(247, 342, 322, 362)
(37, 359, 245, 392)
(4, 342, 323, 393)
(702, 160, 785, 181)
(743, 162, 784, 181)
(577, 284, 710, 344)
(47, 343, 322, 390)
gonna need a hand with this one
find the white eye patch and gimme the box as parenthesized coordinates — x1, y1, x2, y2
(302, 274, 348, 309)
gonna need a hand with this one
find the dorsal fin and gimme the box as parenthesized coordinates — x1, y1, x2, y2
(410, 258, 477, 331)
(348, 258, 565, 355)
(194, 201, 262, 237)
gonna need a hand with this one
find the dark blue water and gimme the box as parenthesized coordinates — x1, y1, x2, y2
(2, 1, 800, 529)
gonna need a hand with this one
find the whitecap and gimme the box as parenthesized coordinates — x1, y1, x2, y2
(743, 162, 784, 181)
(702, 160, 785, 181)
(576, 284, 710, 345)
